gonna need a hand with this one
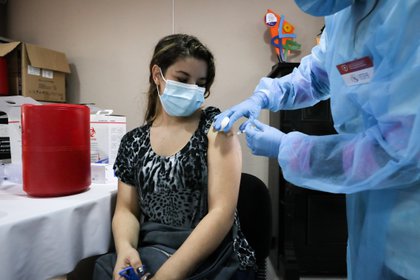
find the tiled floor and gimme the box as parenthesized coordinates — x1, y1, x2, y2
(267, 259, 347, 280)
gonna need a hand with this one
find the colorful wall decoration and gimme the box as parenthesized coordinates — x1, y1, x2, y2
(264, 9, 301, 62)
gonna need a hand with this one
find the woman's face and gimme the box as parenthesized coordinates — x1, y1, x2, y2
(153, 57, 208, 92)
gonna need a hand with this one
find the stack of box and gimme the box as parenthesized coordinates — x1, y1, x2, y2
(90, 111, 126, 184)
(0, 41, 70, 102)
(1, 40, 127, 185)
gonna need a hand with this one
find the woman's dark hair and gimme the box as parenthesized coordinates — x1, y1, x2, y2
(144, 34, 215, 123)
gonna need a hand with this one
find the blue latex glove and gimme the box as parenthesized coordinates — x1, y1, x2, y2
(244, 120, 284, 158)
(213, 93, 267, 132)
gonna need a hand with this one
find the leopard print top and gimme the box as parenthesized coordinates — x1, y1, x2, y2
(114, 106, 256, 270)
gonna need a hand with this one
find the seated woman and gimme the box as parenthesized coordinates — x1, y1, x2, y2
(93, 34, 256, 280)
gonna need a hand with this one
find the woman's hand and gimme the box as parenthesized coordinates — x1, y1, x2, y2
(113, 246, 142, 280)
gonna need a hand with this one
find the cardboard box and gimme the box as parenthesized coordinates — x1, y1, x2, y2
(0, 96, 41, 164)
(0, 41, 71, 102)
(90, 112, 126, 166)
(91, 163, 117, 184)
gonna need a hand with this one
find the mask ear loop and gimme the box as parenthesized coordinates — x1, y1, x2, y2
(156, 82, 161, 95)
(155, 67, 166, 96)
(159, 68, 168, 83)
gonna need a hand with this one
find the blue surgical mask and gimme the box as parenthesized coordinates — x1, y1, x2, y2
(158, 68, 205, 117)
(294, 0, 354, 16)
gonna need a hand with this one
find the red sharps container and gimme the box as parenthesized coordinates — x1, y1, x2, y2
(21, 103, 91, 197)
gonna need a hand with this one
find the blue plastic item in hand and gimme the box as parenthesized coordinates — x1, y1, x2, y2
(119, 266, 141, 280)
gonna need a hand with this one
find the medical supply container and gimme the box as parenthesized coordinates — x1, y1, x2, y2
(21, 103, 91, 197)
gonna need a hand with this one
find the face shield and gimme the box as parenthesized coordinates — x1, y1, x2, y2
(294, 0, 354, 16)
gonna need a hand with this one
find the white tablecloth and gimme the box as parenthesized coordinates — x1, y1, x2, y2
(0, 181, 118, 280)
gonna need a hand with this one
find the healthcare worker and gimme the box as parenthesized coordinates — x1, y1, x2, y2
(214, 0, 420, 279)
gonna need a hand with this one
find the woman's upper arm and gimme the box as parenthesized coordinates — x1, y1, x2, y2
(114, 180, 139, 217)
(207, 125, 242, 214)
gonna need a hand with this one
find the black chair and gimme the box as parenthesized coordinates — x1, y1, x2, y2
(237, 173, 273, 280)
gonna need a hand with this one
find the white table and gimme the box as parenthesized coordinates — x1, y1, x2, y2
(0, 181, 118, 280)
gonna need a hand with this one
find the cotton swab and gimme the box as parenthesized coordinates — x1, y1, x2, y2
(220, 116, 230, 130)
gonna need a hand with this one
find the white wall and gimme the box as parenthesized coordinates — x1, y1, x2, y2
(7, 0, 323, 186)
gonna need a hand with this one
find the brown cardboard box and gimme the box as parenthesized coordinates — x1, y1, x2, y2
(0, 42, 70, 102)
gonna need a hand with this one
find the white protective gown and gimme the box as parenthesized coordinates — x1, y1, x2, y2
(254, 1, 420, 279)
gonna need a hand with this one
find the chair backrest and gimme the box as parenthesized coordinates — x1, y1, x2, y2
(237, 173, 272, 262)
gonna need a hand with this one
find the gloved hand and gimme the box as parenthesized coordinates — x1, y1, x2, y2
(244, 119, 284, 158)
(213, 94, 266, 132)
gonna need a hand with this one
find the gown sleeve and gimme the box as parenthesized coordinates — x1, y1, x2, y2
(256, 15, 420, 193)
(253, 30, 330, 112)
